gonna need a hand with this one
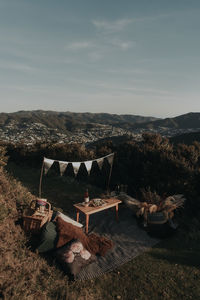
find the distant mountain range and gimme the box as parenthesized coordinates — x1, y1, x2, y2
(132, 112, 200, 129)
(0, 110, 158, 132)
(0, 110, 200, 145)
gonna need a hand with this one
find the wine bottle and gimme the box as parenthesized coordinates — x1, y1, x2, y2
(84, 189, 89, 203)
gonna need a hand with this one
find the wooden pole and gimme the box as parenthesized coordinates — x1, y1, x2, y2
(39, 158, 45, 198)
(106, 154, 114, 194)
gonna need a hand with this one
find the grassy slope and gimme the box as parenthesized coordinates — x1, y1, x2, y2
(1, 163, 200, 300)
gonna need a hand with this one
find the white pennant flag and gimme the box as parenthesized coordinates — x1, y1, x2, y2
(44, 157, 55, 174)
(106, 153, 114, 167)
(72, 162, 81, 176)
(84, 160, 93, 175)
(96, 157, 104, 170)
(59, 161, 68, 176)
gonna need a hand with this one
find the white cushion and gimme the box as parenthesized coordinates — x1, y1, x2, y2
(57, 211, 83, 228)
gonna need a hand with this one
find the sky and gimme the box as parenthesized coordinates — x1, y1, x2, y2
(0, 0, 200, 118)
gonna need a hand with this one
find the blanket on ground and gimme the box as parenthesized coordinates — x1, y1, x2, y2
(56, 216, 113, 256)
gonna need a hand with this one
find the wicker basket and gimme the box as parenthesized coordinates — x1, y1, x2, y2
(23, 200, 53, 234)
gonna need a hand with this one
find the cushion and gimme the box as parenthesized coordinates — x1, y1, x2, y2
(36, 221, 58, 253)
(56, 211, 83, 228)
(56, 216, 114, 256)
(56, 239, 96, 278)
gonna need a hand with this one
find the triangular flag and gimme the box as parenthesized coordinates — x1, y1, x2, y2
(96, 157, 104, 170)
(72, 162, 81, 176)
(59, 161, 68, 176)
(84, 160, 93, 175)
(106, 153, 114, 166)
(44, 157, 55, 175)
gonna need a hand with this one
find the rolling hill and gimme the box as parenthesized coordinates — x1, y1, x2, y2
(1, 110, 200, 145)
(0, 110, 158, 144)
(0, 110, 158, 133)
(170, 131, 200, 145)
(132, 112, 200, 130)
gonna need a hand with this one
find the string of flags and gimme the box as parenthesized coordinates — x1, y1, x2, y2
(43, 153, 114, 177)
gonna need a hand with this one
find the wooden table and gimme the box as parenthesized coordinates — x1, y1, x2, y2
(73, 198, 122, 234)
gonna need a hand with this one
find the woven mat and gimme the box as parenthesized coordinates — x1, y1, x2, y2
(73, 204, 159, 280)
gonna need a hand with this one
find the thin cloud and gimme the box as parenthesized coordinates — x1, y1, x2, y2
(105, 68, 149, 75)
(65, 41, 94, 51)
(88, 51, 103, 62)
(60, 78, 174, 97)
(0, 61, 35, 72)
(92, 13, 174, 33)
(92, 18, 132, 32)
(110, 39, 135, 50)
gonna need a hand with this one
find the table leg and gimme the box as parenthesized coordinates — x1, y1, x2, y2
(85, 214, 89, 234)
(116, 204, 119, 221)
(76, 210, 80, 222)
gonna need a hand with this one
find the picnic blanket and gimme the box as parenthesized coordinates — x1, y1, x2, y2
(72, 204, 159, 280)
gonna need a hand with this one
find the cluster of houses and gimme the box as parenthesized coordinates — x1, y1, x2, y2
(0, 119, 199, 145)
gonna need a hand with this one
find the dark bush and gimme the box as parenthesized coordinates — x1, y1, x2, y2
(4, 133, 200, 213)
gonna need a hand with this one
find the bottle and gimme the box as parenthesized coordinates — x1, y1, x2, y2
(36, 198, 47, 214)
(84, 189, 89, 203)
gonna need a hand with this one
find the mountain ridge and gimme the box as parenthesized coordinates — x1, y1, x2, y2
(132, 112, 200, 129)
(0, 110, 158, 131)
(0, 110, 200, 145)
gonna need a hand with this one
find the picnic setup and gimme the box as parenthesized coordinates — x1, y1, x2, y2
(22, 153, 185, 280)
(74, 197, 122, 234)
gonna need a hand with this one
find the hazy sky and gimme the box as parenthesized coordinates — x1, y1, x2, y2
(0, 0, 200, 118)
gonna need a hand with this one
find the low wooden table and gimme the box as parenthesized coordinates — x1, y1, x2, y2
(73, 198, 122, 234)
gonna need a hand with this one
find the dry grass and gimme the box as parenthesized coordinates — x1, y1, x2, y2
(0, 169, 68, 300)
(1, 163, 200, 300)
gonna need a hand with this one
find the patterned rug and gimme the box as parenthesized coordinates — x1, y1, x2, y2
(75, 204, 159, 280)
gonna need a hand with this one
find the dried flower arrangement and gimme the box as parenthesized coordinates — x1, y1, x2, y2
(118, 188, 185, 225)
(136, 194, 185, 223)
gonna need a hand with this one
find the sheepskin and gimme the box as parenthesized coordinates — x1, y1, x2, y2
(56, 216, 113, 256)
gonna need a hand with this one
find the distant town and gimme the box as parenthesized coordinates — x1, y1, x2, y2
(1, 119, 200, 145)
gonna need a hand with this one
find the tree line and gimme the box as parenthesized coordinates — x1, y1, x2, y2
(1, 133, 200, 214)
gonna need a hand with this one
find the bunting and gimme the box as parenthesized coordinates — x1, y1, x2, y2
(44, 157, 54, 174)
(72, 162, 81, 176)
(84, 160, 93, 175)
(106, 153, 114, 167)
(96, 157, 104, 170)
(43, 153, 114, 177)
(59, 161, 68, 176)
(40, 153, 115, 197)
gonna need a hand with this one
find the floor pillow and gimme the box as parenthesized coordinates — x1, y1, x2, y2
(56, 216, 113, 255)
(36, 221, 58, 253)
(56, 211, 83, 228)
(56, 239, 96, 278)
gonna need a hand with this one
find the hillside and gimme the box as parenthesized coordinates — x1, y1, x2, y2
(1, 137, 200, 299)
(0, 110, 158, 132)
(132, 112, 200, 130)
(170, 131, 200, 145)
(0, 110, 158, 144)
(1, 110, 200, 145)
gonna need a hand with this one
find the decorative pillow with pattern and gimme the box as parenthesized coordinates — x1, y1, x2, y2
(56, 239, 96, 278)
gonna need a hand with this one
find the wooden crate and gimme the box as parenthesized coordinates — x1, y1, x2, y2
(23, 200, 53, 234)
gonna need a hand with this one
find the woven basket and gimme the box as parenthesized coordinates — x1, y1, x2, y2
(147, 211, 168, 225)
(23, 200, 53, 234)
